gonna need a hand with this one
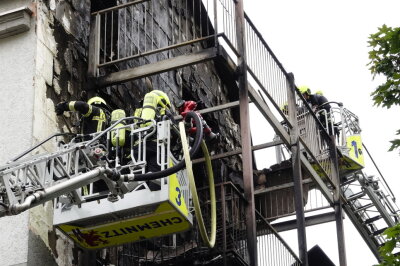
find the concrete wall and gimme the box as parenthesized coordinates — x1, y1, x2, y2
(30, 1, 91, 265)
(0, 0, 90, 265)
(0, 1, 36, 265)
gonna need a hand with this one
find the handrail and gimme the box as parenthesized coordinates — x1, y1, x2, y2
(243, 12, 290, 80)
(362, 143, 396, 202)
(91, 0, 150, 16)
(8, 132, 76, 163)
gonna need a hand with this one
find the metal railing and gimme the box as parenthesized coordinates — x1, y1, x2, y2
(85, 1, 400, 263)
(292, 96, 335, 186)
(243, 9, 337, 187)
(244, 14, 290, 123)
(256, 212, 302, 266)
(90, 0, 218, 75)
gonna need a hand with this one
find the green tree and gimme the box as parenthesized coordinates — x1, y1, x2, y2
(368, 24, 400, 151)
(375, 224, 400, 265)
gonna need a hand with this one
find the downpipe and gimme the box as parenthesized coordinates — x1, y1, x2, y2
(3, 167, 113, 216)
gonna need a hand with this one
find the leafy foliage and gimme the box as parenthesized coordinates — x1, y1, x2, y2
(368, 25, 400, 151)
(375, 224, 400, 265)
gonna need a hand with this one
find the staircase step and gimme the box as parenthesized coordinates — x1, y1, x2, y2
(363, 215, 382, 225)
(372, 227, 388, 236)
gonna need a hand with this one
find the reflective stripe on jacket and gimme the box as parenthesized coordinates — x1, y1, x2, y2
(140, 90, 171, 126)
(68, 101, 107, 134)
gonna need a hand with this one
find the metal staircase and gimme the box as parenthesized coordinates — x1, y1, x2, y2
(84, 0, 400, 262)
(87, 0, 400, 262)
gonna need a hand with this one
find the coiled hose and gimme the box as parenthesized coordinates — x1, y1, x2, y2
(179, 122, 216, 248)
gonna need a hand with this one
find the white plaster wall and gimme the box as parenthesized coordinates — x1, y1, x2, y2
(0, 0, 36, 265)
(0, 0, 31, 11)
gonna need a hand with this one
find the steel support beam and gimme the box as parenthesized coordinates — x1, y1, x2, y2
(330, 137, 347, 266)
(254, 178, 313, 195)
(88, 14, 100, 78)
(174, 100, 242, 121)
(192, 140, 283, 164)
(271, 211, 338, 233)
(287, 73, 308, 265)
(234, 1, 257, 265)
(95, 47, 218, 87)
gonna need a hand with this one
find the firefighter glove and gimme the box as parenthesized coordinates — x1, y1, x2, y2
(55, 101, 68, 116)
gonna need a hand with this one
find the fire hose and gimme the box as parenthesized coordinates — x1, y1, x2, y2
(179, 121, 216, 248)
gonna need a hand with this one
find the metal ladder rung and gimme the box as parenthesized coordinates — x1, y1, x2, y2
(354, 203, 374, 212)
(340, 177, 357, 186)
(363, 215, 382, 225)
(371, 227, 388, 236)
(346, 191, 365, 201)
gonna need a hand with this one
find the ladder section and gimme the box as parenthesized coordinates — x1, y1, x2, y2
(342, 171, 400, 258)
(0, 118, 165, 216)
(0, 139, 100, 208)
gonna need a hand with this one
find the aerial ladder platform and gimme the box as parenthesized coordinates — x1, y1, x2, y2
(323, 103, 400, 258)
(0, 94, 398, 263)
(0, 112, 217, 250)
(261, 101, 400, 260)
(331, 106, 400, 258)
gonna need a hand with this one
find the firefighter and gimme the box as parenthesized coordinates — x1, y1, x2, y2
(135, 90, 172, 175)
(140, 90, 171, 127)
(55, 96, 110, 193)
(298, 86, 334, 135)
(55, 96, 109, 135)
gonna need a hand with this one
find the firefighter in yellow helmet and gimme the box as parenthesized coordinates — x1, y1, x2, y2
(140, 90, 171, 126)
(298, 86, 334, 135)
(55, 96, 109, 135)
(298, 86, 330, 114)
(55, 96, 110, 193)
(134, 90, 172, 176)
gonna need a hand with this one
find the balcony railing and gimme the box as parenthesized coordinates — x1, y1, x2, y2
(89, 0, 219, 75)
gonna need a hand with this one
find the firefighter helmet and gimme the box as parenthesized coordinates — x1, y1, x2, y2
(298, 86, 311, 95)
(87, 96, 107, 106)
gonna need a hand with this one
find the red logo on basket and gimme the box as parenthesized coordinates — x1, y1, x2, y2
(72, 228, 109, 246)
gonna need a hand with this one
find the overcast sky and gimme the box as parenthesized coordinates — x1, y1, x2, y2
(243, 1, 400, 265)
